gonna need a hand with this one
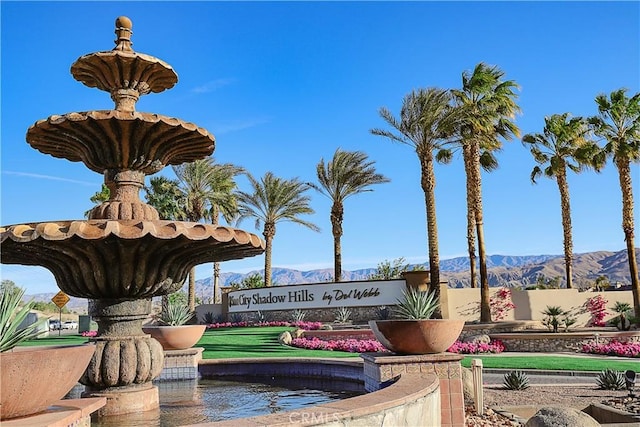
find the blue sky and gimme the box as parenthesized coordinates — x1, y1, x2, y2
(1, 1, 639, 295)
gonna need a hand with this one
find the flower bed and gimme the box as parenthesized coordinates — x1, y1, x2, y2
(291, 336, 388, 353)
(289, 335, 505, 355)
(581, 339, 640, 358)
(447, 340, 505, 354)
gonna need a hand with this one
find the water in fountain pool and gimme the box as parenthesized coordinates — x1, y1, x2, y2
(68, 376, 364, 426)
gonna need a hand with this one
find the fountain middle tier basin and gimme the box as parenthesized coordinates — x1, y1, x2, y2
(26, 110, 215, 174)
(0, 220, 265, 298)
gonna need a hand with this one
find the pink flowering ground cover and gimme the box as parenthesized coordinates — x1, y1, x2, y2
(582, 340, 640, 358)
(289, 336, 506, 355)
(291, 336, 388, 353)
(447, 340, 505, 354)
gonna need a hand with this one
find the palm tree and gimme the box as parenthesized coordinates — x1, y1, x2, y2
(589, 88, 640, 318)
(308, 149, 389, 282)
(451, 63, 520, 322)
(235, 172, 319, 287)
(144, 175, 186, 312)
(173, 158, 218, 311)
(371, 88, 459, 301)
(206, 162, 245, 303)
(145, 176, 186, 221)
(522, 113, 594, 289)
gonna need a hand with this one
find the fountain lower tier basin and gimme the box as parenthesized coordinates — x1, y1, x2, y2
(0, 220, 264, 298)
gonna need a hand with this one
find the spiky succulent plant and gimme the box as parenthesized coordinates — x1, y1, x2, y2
(503, 370, 530, 390)
(1, 285, 47, 352)
(393, 287, 439, 320)
(596, 369, 625, 390)
(159, 300, 194, 326)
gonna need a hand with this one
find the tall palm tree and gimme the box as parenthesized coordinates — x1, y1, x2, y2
(308, 149, 389, 282)
(206, 163, 245, 303)
(451, 63, 520, 322)
(235, 172, 319, 287)
(145, 176, 186, 221)
(589, 88, 640, 318)
(173, 158, 218, 311)
(523, 113, 594, 289)
(371, 88, 459, 301)
(144, 175, 186, 312)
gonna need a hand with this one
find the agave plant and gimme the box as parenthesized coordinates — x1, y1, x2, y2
(159, 300, 194, 326)
(596, 369, 626, 390)
(393, 287, 439, 320)
(503, 370, 530, 390)
(290, 309, 307, 323)
(334, 306, 352, 323)
(1, 285, 47, 352)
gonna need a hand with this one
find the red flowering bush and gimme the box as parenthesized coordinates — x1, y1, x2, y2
(447, 340, 505, 354)
(581, 339, 640, 358)
(585, 295, 608, 327)
(290, 336, 388, 353)
(490, 288, 516, 321)
(81, 330, 98, 337)
(206, 320, 323, 330)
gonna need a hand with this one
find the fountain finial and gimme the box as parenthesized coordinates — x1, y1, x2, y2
(114, 16, 133, 51)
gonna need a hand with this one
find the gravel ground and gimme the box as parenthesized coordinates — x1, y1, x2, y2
(465, 385, 637, 426)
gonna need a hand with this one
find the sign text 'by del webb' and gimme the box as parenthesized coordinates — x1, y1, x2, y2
(227, 280, 405, 312)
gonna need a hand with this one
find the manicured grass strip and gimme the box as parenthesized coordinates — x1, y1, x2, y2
(20, 335, 89, 346)
(461, 355, 639, 372)
(198, 327, 359, 359)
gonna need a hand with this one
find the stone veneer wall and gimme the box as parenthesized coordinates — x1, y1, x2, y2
(362, 352, 465, 427)
(488, 331, 640, 352)
(225, 306, 386, 324)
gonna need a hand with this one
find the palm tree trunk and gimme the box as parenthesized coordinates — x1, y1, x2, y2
(463, 145, 477, 289)
(556, 167, 573, 289)
(263, 223, 275, 287)
(470, 142, 491, 322)
(331, 203, 344, 282)
(420, 152, 441, 315)
(213, 262, 221, 303)
(188, 267, 196, 312)
(616, 158, 640, 318)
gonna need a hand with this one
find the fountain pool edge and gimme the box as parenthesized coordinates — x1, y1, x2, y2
(189, 357, 441, 427)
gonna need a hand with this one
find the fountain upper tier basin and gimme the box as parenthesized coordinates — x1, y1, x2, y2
(0, 220, 265, 298)
(26, 110, 215, 174)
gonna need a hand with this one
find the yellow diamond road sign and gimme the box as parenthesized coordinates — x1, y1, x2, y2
(51, 291, 70, 309)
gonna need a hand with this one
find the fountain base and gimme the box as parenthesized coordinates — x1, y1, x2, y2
(1, 398, 106, 427)
(83, 385, 159, 417)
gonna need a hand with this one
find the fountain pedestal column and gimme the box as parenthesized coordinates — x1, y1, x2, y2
(81, 299, 164, 416)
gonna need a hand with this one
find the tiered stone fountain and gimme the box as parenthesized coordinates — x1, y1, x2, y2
(0, 16, 265, 417)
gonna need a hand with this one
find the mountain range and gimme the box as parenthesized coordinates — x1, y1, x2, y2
(27, 249, 638, 310)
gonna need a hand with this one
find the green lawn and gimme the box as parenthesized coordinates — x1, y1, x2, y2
(460, 354, 639, 372)
(21, 327, 639, 372)
(199, 327, 358, 359)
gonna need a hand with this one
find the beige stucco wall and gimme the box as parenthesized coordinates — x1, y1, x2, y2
(441, 286, 634, 326)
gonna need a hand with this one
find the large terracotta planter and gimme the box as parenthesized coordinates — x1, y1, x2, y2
(369, 319, 465, 354)
(142, 325, 206, 350)
(0, 344, 95, 420)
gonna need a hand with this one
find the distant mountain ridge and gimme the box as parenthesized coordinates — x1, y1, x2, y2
(26, 249, 637, 308)
(197, 249, 637, 292)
